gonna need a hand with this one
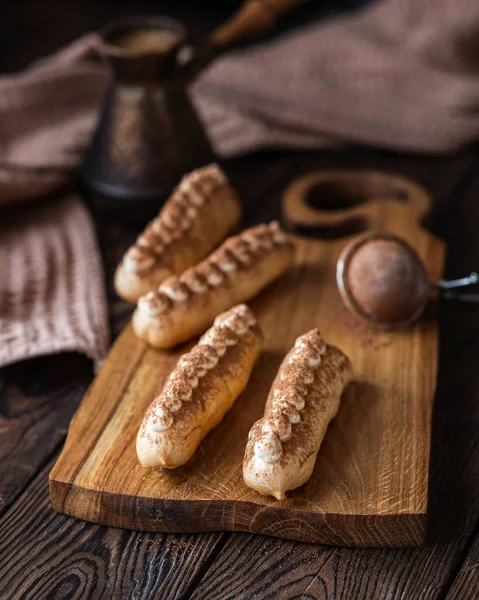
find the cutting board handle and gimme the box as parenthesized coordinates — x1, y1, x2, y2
(282, 170, 432, 238)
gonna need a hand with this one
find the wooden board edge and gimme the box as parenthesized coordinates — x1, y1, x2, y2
(48, 326, 149, 486)
(48, 478, 427, 548)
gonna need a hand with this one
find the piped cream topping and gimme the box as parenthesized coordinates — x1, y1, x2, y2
(201, 329, 228, 356)
(184, 271, 209, 293)
(254, 431, 283, 463)
(150, 406, 174, 432)
(180, 180, 204, 206)
(161, 281, 189, 302)
(123, 247, 156, 274)
(252, 329, 327, 464)
(206, 268, 224, 286)
(163, 392, 183, 412)
(146, 304, 256, 434)
(122, 163, 228, 274)
(137, 291, 171, 317)
(217, 259, 237, 273)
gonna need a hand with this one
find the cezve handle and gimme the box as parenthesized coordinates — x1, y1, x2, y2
(185, 0, 313, 79)
(211, 0, 313, 48)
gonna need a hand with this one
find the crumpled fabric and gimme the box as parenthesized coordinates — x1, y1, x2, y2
(192, 0, 479, 156)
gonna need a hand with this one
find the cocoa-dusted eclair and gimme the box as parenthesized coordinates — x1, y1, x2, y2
(115, 163, 242, 303)
(243, 329, 352, 500)
(132, 221, 295, 349)
(137, 304, 263, 469)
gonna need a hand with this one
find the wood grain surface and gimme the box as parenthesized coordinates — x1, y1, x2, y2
(0, 354, 91, 515)
(50, 170, 443, 547)
(446, 532, 479, 600)
(0, 457, 228, 600)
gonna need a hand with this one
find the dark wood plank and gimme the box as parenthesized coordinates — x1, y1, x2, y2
(442, 169, 479, 600)
(0, 354, 91, 515)
(191, 533, 473, 600)
(0, 456, 227, 600)
(446, 532, 479, 600)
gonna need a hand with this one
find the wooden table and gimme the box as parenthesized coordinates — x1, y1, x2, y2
(2, 2, 479, 599)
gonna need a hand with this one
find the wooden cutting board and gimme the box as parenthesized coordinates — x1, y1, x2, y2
(50, 171, 444, 547)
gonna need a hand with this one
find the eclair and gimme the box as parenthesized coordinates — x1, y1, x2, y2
(115, 163, 242, 303)
(137, 304, 263, 469)
(243, 329, 352, 500)
(132, 221, 295, 349)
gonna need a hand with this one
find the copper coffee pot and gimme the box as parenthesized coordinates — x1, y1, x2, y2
(82, 0, 312, 221)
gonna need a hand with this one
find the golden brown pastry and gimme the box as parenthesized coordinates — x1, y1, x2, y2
(132, 221, 295, 349)
(115, 163, 242, 303)
(243, 329, 352, 500)
(136, 304, 263, 469)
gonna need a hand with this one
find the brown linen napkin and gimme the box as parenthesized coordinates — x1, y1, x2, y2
(0, 34, 106, 206)
(192, 0, 479, 156)
(0, 35, 109, 368)
(0, 195, 109, 367)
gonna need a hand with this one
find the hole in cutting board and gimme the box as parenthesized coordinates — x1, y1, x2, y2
(307, 182, 369, 212)
(295, 217, 368, 240)
(297, 176, 410, 240)
(306, 180, 409, 212)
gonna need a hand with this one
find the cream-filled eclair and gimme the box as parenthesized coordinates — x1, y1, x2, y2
(243, 329, 352, 500)
(115, 163, 242, 303)
(137, 304, 263, 469)
(132, 221, 295, 349)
